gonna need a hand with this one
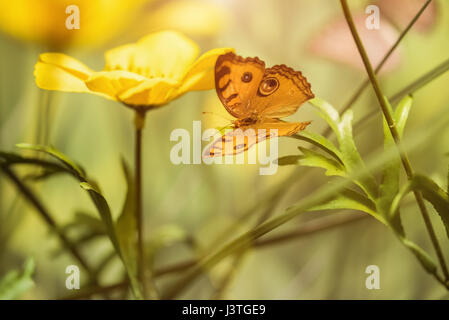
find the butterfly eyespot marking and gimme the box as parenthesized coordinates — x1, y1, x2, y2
(241, 72, 253, 83)
(259, 77, 279, 96)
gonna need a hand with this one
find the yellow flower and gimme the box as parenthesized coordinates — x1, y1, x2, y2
(0, 0, 147, 49)
(34, 31, 234, 108)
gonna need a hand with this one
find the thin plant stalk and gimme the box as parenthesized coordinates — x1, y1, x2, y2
(134, 109, 148, 298)
(340, 0, 449, 281)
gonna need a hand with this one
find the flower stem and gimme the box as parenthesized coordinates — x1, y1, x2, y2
(134, 109, 147, 298)
(340, 0, 449, 282)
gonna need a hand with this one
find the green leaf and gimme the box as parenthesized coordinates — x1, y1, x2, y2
(79, 182, 119, 252)
(339, 111, 378, 199)
(378, 95, 412, 224)
(80, 177, 143, 299)
(291, 130, 343, 164)
(308, 188, 385, 225)
(296, 147, 345, 177)
(391, 175, 449, 240)
(0, 151, 68, 174)
(398, 236, 437, 274)
(115, 159, 141, 299)
(16, 143, 85, 178)
(0, 258, 34, 300)
(394, 96, 412, 137)
(0, 151, 28, 165)
(309, 98, 377, 200)
(309, 97, 341, 137)
(277, 146, 345, 177)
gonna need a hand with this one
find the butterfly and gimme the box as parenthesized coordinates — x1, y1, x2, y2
(203, 52, 314, 158)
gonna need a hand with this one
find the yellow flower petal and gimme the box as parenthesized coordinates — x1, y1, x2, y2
(85, 71, 147, 100)
(119, 79, 178, 106)
(34, 53, 93, 92)
(104, 30, 200, 80)
(103, 44, 136, 72)
(39, 53, 93, 80)
(176, 47, 235, 96)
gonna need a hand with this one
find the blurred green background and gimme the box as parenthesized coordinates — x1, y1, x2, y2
(1, 0, 449, 299)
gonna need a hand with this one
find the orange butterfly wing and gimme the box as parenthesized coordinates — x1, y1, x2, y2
(253, 64, 314, 118)
(214, 53, 314, 119)
(215, 52, 265, 118)
(203, 120, 311, 157)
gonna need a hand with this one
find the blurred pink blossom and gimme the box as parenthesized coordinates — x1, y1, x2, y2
(378, 0, 437, 33)
(308, 13, 402, 73)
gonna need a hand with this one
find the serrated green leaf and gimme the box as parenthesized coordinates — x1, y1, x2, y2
(339, 111, 378, 199)
(296, 147, 346, 177)
(308, 188, 385, 224)
(291, 130, 343, 164)
(16, 143, 85, 178)
(0, 258, 34, 300)
(309, 98, 377, 200)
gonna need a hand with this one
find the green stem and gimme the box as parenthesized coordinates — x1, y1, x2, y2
(41, 91, 54, 145)
(134, 109, 147, 298)
(340, 0, 449, 282)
